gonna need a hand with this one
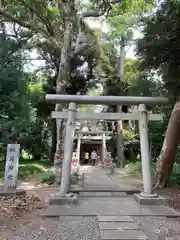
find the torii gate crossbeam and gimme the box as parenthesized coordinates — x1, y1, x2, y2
(46, 94, 168, 105)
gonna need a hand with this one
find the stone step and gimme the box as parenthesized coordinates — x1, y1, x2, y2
(48, 193, 78, 205)
(99, 222, 140, 230)
(97, 216, 134, 222)
(100, 230, 148, 240)
(70, 188, 141, 195)
(79, 192, 127, 197)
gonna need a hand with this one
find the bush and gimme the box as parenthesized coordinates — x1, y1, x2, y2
(128, 161, 180, 186)
(39, 171, 55, 184)
(127, 161, 142, 175)
(18, 162, 48, 179)
(169, 163, 180, 185)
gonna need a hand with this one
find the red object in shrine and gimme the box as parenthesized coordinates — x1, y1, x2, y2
(105, 161, 111, 166)
(72, 161, 77, 167)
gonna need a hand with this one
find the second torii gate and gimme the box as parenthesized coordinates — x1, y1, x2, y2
(46, 94, 168, 201)
(52, 110, 162, 168)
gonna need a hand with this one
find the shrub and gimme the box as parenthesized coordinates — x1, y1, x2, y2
(169, 163, 180, 185)
(128, 161, 142, 175)
(39, 171, 55, 184)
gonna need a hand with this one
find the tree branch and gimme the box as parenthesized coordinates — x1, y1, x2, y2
(18, 0, 55, 37)
(0, 8, 61, 50)
(82, 0, 124, 18)
(0, 8, 46, 34)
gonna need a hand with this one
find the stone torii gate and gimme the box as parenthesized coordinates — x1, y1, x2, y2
(73, 131, 110, 164)
(46, 94, 168, 203)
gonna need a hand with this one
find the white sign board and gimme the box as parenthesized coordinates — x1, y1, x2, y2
(4, 144, 20, 191)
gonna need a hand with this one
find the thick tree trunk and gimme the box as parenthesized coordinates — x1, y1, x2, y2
(154, 102, 180, 189)
(53, 1, 74, 183)
(116, 106, 124, 168)
(116, 36, 125, 168)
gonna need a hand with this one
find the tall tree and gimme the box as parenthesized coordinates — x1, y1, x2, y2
(137, 0, 180, 188)
(100, 0, 154, 167)
(0, 0, 154, 182)
(0, 30, 29, 146)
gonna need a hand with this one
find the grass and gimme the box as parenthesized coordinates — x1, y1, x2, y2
(0, 159, 52, 183)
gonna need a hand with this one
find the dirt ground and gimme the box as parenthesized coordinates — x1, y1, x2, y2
(156, 186, 180, 212)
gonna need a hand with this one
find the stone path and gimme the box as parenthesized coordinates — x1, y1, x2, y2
(97, 216, 147, 240)
(2, 166, 180, 239)
(43, 195, 180, 217)
(70, 165, 141, 192)
(41, 166, 180, 240)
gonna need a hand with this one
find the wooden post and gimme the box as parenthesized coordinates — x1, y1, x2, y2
(60, 102, 77, 195)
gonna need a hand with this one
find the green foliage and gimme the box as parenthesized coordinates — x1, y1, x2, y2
(0, 32, 52, 160)
(0, 35, 30, 144)
(0, 159, 50, 181)
(129, 160, 180, 186)
(149, 121, 165, 161)
(39, 171, 55, 184)
(128, 161, 142, 174)
(170, 164, 180, 185)
(18, 163, 46, 179)
(137, 0, 180, 101)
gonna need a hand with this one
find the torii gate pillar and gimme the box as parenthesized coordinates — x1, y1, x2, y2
(138, 104, 153, 195)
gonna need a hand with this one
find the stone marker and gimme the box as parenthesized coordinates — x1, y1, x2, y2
(4, 144, 20, 192)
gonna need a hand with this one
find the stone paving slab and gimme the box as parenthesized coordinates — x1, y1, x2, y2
(79, 192, 111, 197)
(111, 192, 128, 197)
(97, 216, 134, 222)
(79, 192, 127, 197)
(70, 186, 140, 194)
(42, 196, 180, 217)
(99, 222, 140, 230)
(100, 230, 148, 240)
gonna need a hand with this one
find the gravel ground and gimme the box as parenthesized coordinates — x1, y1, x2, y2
(135, 216, 180, 240)
(0, 216, 101, 240)
(156, 187, 180, 212)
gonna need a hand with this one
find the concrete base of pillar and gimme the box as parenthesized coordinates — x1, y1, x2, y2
(49, 192, 78, 205)
(133, 193, 166, 205)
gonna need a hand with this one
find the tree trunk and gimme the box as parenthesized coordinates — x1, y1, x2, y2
(53, 1, 74, 183)
(154, 102, 180, 189)
(116, 106, 124, 168)
(116, 35, 125, 168)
